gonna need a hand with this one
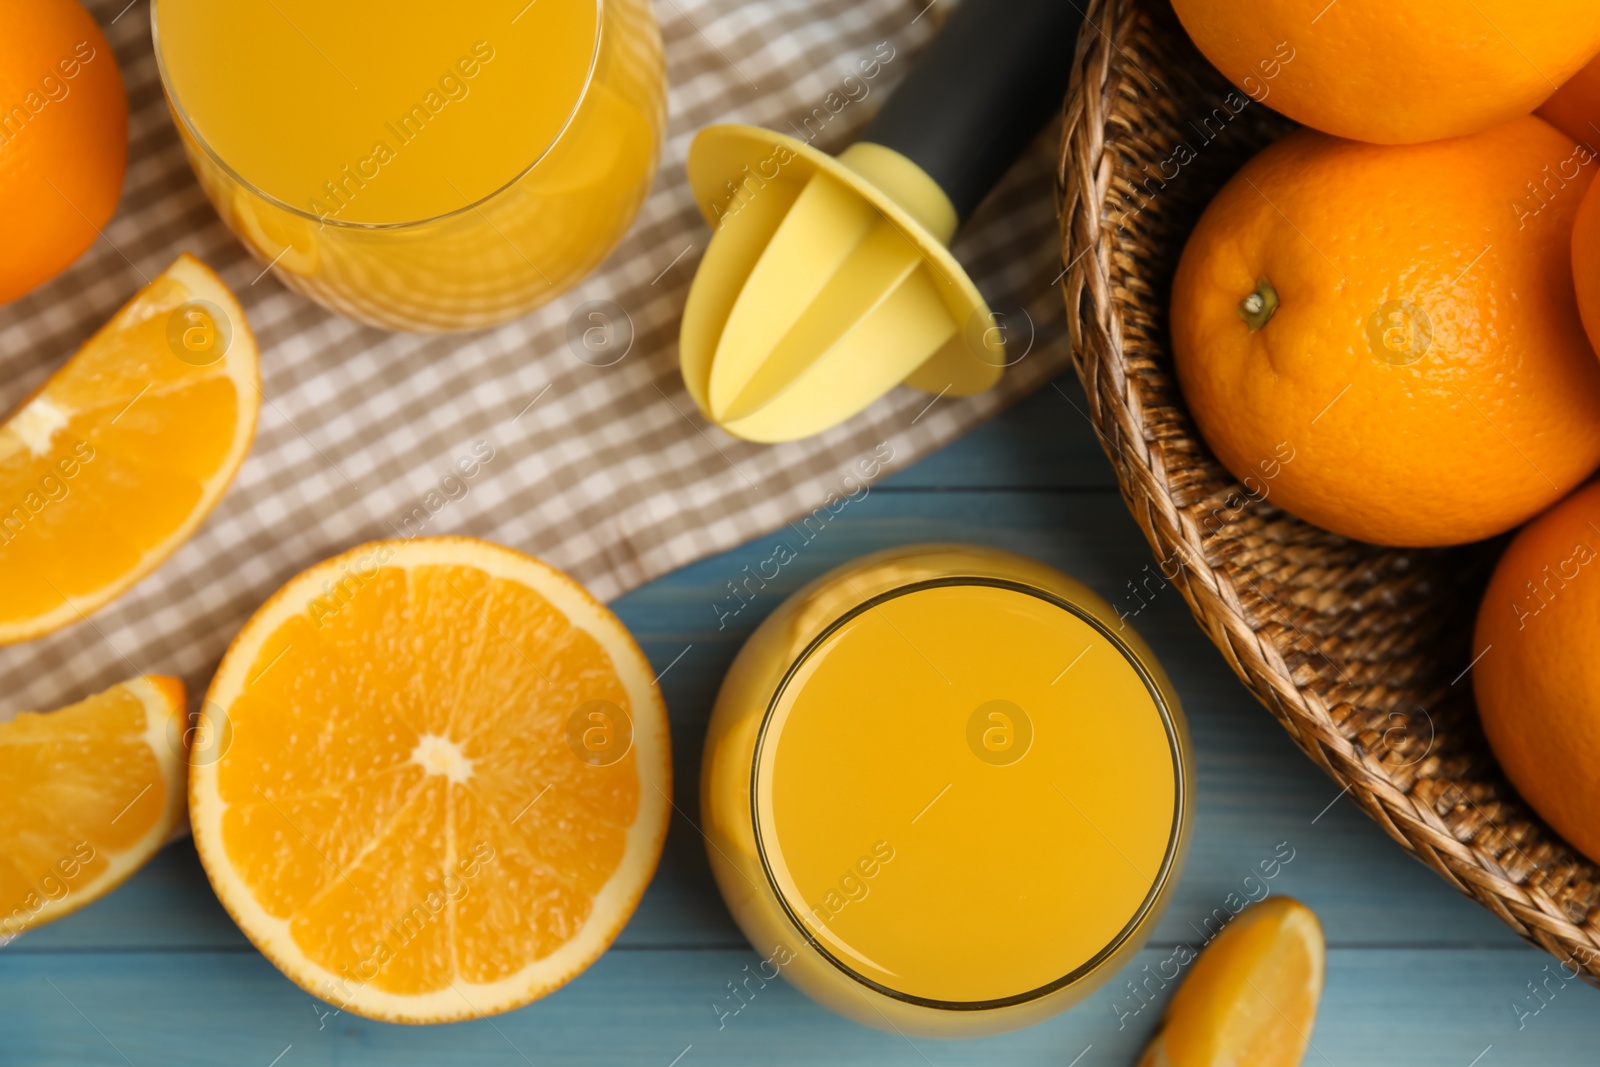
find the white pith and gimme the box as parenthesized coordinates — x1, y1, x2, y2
(12, 396, 68, 456)
(411, 734, 474, 783)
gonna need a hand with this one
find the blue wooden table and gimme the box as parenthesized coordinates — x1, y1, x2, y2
(4, 374, 1595, 1065)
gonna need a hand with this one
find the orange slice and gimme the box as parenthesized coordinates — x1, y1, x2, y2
(189, 536, 672, 1024)
(1, 676, 188, 943)
(1139, 897, 1326, 1067)
(0, 253, 259, 644)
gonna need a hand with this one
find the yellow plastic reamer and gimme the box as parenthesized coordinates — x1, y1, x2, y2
(678, 0, 1082, 443)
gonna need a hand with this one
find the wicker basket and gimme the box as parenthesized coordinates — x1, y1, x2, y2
(1055, 0, 1600, 976)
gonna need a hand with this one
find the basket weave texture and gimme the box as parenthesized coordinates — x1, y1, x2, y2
(1056, 0, 1600, 976)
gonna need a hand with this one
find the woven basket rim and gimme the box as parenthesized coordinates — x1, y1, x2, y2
(1054, 0, 1600, 977)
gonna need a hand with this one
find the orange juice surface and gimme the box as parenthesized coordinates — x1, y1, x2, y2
(153, 0, 664, 330)
(156, 0, 597, 224)
(755, 583, 1181, 1005)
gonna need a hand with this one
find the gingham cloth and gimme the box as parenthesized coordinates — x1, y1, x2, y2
(0, 0, 1069, 715)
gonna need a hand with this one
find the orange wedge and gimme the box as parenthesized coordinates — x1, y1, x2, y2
(0, 253, 259, 644)
(189, 536, 672, 1024)
(1139, 897, 1326, 1067)
(1, 676, 188, 943)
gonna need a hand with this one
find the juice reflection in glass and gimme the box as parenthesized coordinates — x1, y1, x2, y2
(153, 0, 665, 332)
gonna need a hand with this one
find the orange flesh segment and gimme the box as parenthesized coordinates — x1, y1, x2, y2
(0, 256, 256, 640)
(1144, 897, 1326, 1067)
(0, 677, 186, 939)
(213, 561, 642, 997)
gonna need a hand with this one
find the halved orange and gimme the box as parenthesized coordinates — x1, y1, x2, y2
(1139, 897, 1326, 1067)
(1, 676, 188, 942)
(0, 253, 259, 644)
(189, 536, 672, 1023)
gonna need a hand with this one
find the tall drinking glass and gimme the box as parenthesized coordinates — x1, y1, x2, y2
(153, 0, 665, 332)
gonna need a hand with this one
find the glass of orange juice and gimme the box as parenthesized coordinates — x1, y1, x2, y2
(151, 0, 665, 332)
(701, 545, 1192, 1036)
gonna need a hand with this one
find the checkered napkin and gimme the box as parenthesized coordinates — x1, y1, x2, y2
(0, 0, 1070, 715)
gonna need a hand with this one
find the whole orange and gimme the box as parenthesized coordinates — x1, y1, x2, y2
(1474, 480, 1600, 865)
(0, 0, 126, 304)
(1171, 0, 1600, 145)
(1576, 171, 1600, 355)
(1539, 53, 1600, 148)
(1172, 118, 1600, 548)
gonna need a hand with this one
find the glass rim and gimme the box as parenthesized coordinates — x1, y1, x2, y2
(749, 574, 1190, 1012)
(149, 0, 606, 232)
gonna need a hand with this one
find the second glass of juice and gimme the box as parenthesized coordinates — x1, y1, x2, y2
(153, 0, 665, 332)
(701, 545, 1193, 1037)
